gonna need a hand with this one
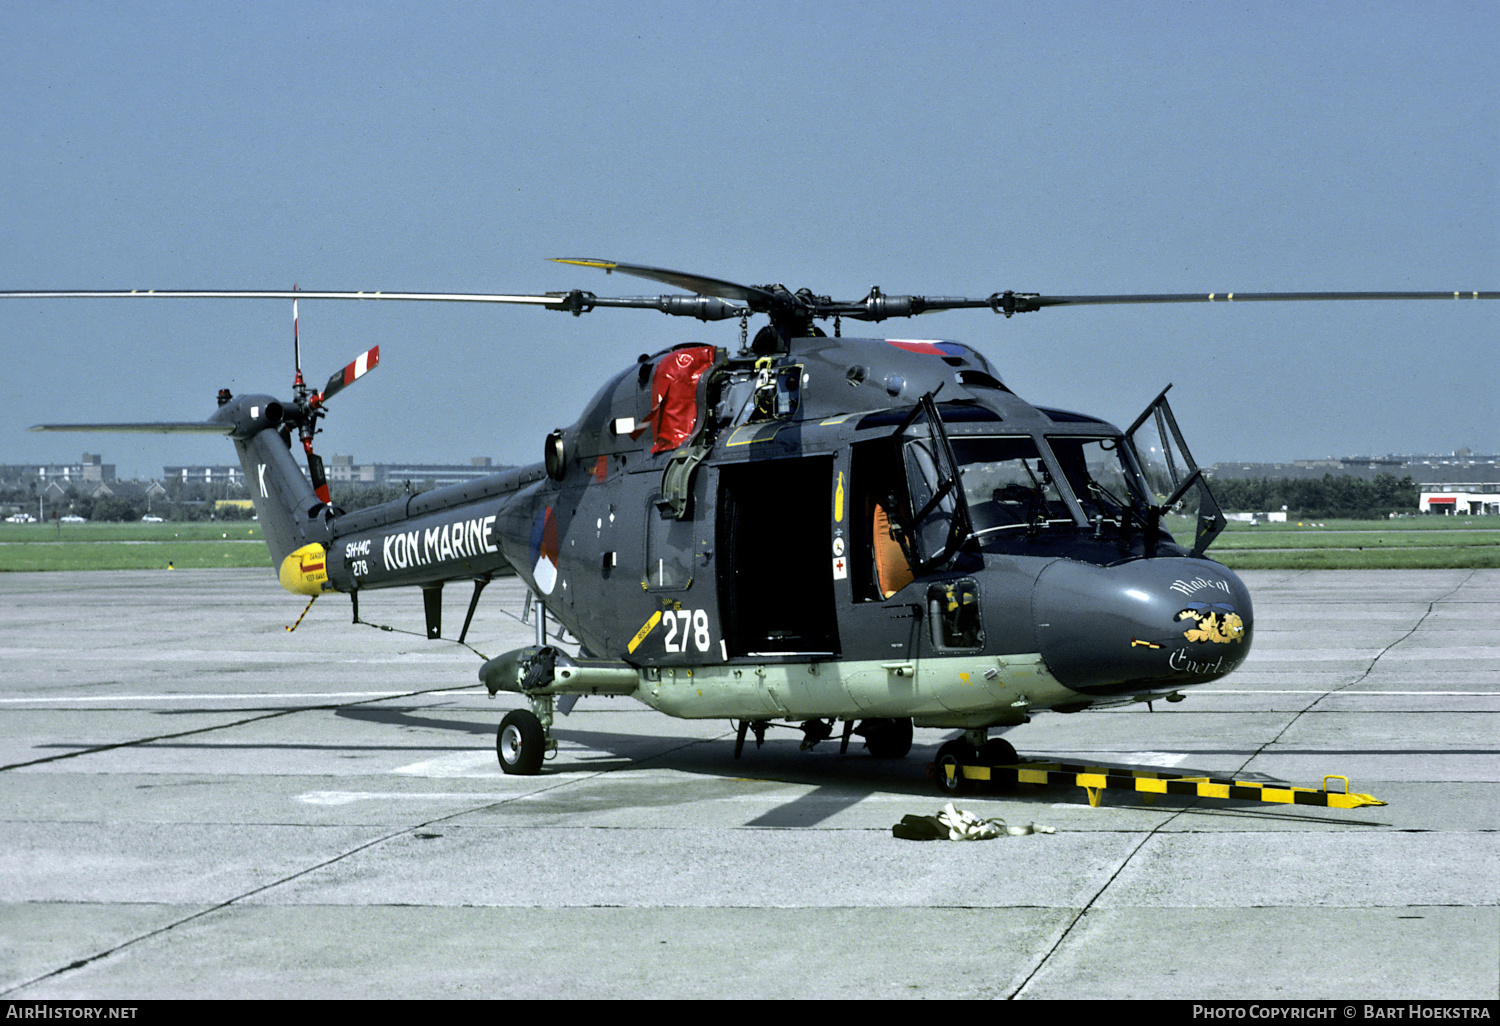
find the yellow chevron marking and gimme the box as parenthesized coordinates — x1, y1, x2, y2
(627, 610, 663, 654)
(955, 761, 1385, 809)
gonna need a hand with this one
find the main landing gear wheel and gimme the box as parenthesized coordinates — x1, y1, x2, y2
(497, 709, 546, 775)
(980, 737, 1019, 793)
(935, 739, 976, 795)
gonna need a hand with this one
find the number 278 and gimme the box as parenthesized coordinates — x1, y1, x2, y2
(663, 609, 710, 653)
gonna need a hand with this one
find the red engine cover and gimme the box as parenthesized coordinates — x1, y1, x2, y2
(649, 345, 717, 453)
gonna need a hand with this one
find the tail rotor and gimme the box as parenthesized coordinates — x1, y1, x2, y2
(285, 286, 381, 509)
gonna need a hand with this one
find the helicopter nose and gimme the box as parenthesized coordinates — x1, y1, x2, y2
(1032, 557, 1253, 697)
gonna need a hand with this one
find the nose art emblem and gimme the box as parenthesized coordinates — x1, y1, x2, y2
(1175, 604, 1246, 644)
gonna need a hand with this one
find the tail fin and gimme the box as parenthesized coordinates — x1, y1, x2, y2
(214, 394, 334, 595)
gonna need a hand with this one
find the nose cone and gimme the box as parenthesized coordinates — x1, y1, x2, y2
(1033, 558, 1253, 696)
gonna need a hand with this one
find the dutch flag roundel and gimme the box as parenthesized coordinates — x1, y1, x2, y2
(530, 506, 560, 594)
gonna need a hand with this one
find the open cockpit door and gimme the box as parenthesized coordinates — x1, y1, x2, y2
(1125, 386, 1226, 557)
(895, 394, 975, 575)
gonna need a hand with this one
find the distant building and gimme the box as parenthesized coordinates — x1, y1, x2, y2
(164, 464, 245, 487)
(322, 456, 510, 490)
(1205, 450, 1500, 515)
(325, 454, 377, 485)
(0, 453, 115, 487)
(150, 456, 509, 492)
(1419, 485, 1500, 515)
(90, 480, 168, 503)
(1210, 451, 1500, 485)
(1224, 511, 1288, 523)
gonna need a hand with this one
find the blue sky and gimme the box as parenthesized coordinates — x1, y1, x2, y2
(2, 0, 1495, 478)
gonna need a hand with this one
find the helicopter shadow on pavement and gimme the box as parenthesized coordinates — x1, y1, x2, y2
(332, 705, 1339, 826)
(541, 731, 1395, 827)
(562, 723, 976, 827)
(335, 704, 496, 738)
(335, 704, 953, 824)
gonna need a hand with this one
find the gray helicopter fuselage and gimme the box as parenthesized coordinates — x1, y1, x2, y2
(300, 333, 1252, 731)
(16, 267, 1489, 770)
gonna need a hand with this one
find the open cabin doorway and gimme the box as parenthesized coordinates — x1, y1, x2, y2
(716, 456, 839, 657)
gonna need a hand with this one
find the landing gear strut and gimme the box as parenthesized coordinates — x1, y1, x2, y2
(733, 719, 768, 758)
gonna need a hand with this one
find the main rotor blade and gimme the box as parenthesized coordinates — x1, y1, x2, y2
(30, 422, 235, 434)
(1014, 290, 1499, 310)
(0, 287, 748, 321)
(4, 284, 1491, 325)
(0, 289, 567, 305)
(552, 259, 784, 309)
(853, 289, 1499, 319)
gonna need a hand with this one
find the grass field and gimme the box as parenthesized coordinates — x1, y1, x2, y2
(0, 521, 268, 571)
(2, 516, 1497, 572)
(1208, 518, 1500, 569)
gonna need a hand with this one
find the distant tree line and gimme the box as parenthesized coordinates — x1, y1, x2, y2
(3, 478, 420, 523)
(21, 473, 1421, 524)
(329, 484, 415, 510)
(1208, 474, 1419, 519)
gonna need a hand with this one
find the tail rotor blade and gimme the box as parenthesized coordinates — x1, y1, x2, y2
(306, 449, 331, 506)
(319, 346, 380, 402)
(293, 287, 302, 389)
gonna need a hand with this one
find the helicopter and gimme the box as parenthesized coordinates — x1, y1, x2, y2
(9, 263, 1496, 790)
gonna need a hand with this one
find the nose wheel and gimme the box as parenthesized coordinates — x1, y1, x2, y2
(935, 739, 977, 795)
(934, 734, 1020, 795)
(497, 707, 549, 775)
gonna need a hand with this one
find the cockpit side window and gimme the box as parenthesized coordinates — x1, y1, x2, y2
(902, 437, 956, 565)
(886, 394, 975, 575)
(850, 439, 915, 601)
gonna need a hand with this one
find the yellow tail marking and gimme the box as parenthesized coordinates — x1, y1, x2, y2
(278, 543, 330, 596)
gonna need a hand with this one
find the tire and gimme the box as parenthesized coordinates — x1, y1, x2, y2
(864, 717, 914, 759)
(934, 739, 974, 795)
(979, 737, 1019, 792)
(497, 709, 546, 775)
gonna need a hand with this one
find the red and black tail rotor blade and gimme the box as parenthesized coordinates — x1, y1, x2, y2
(317, 346, 380, 403)
(305, 449, 331, 506)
